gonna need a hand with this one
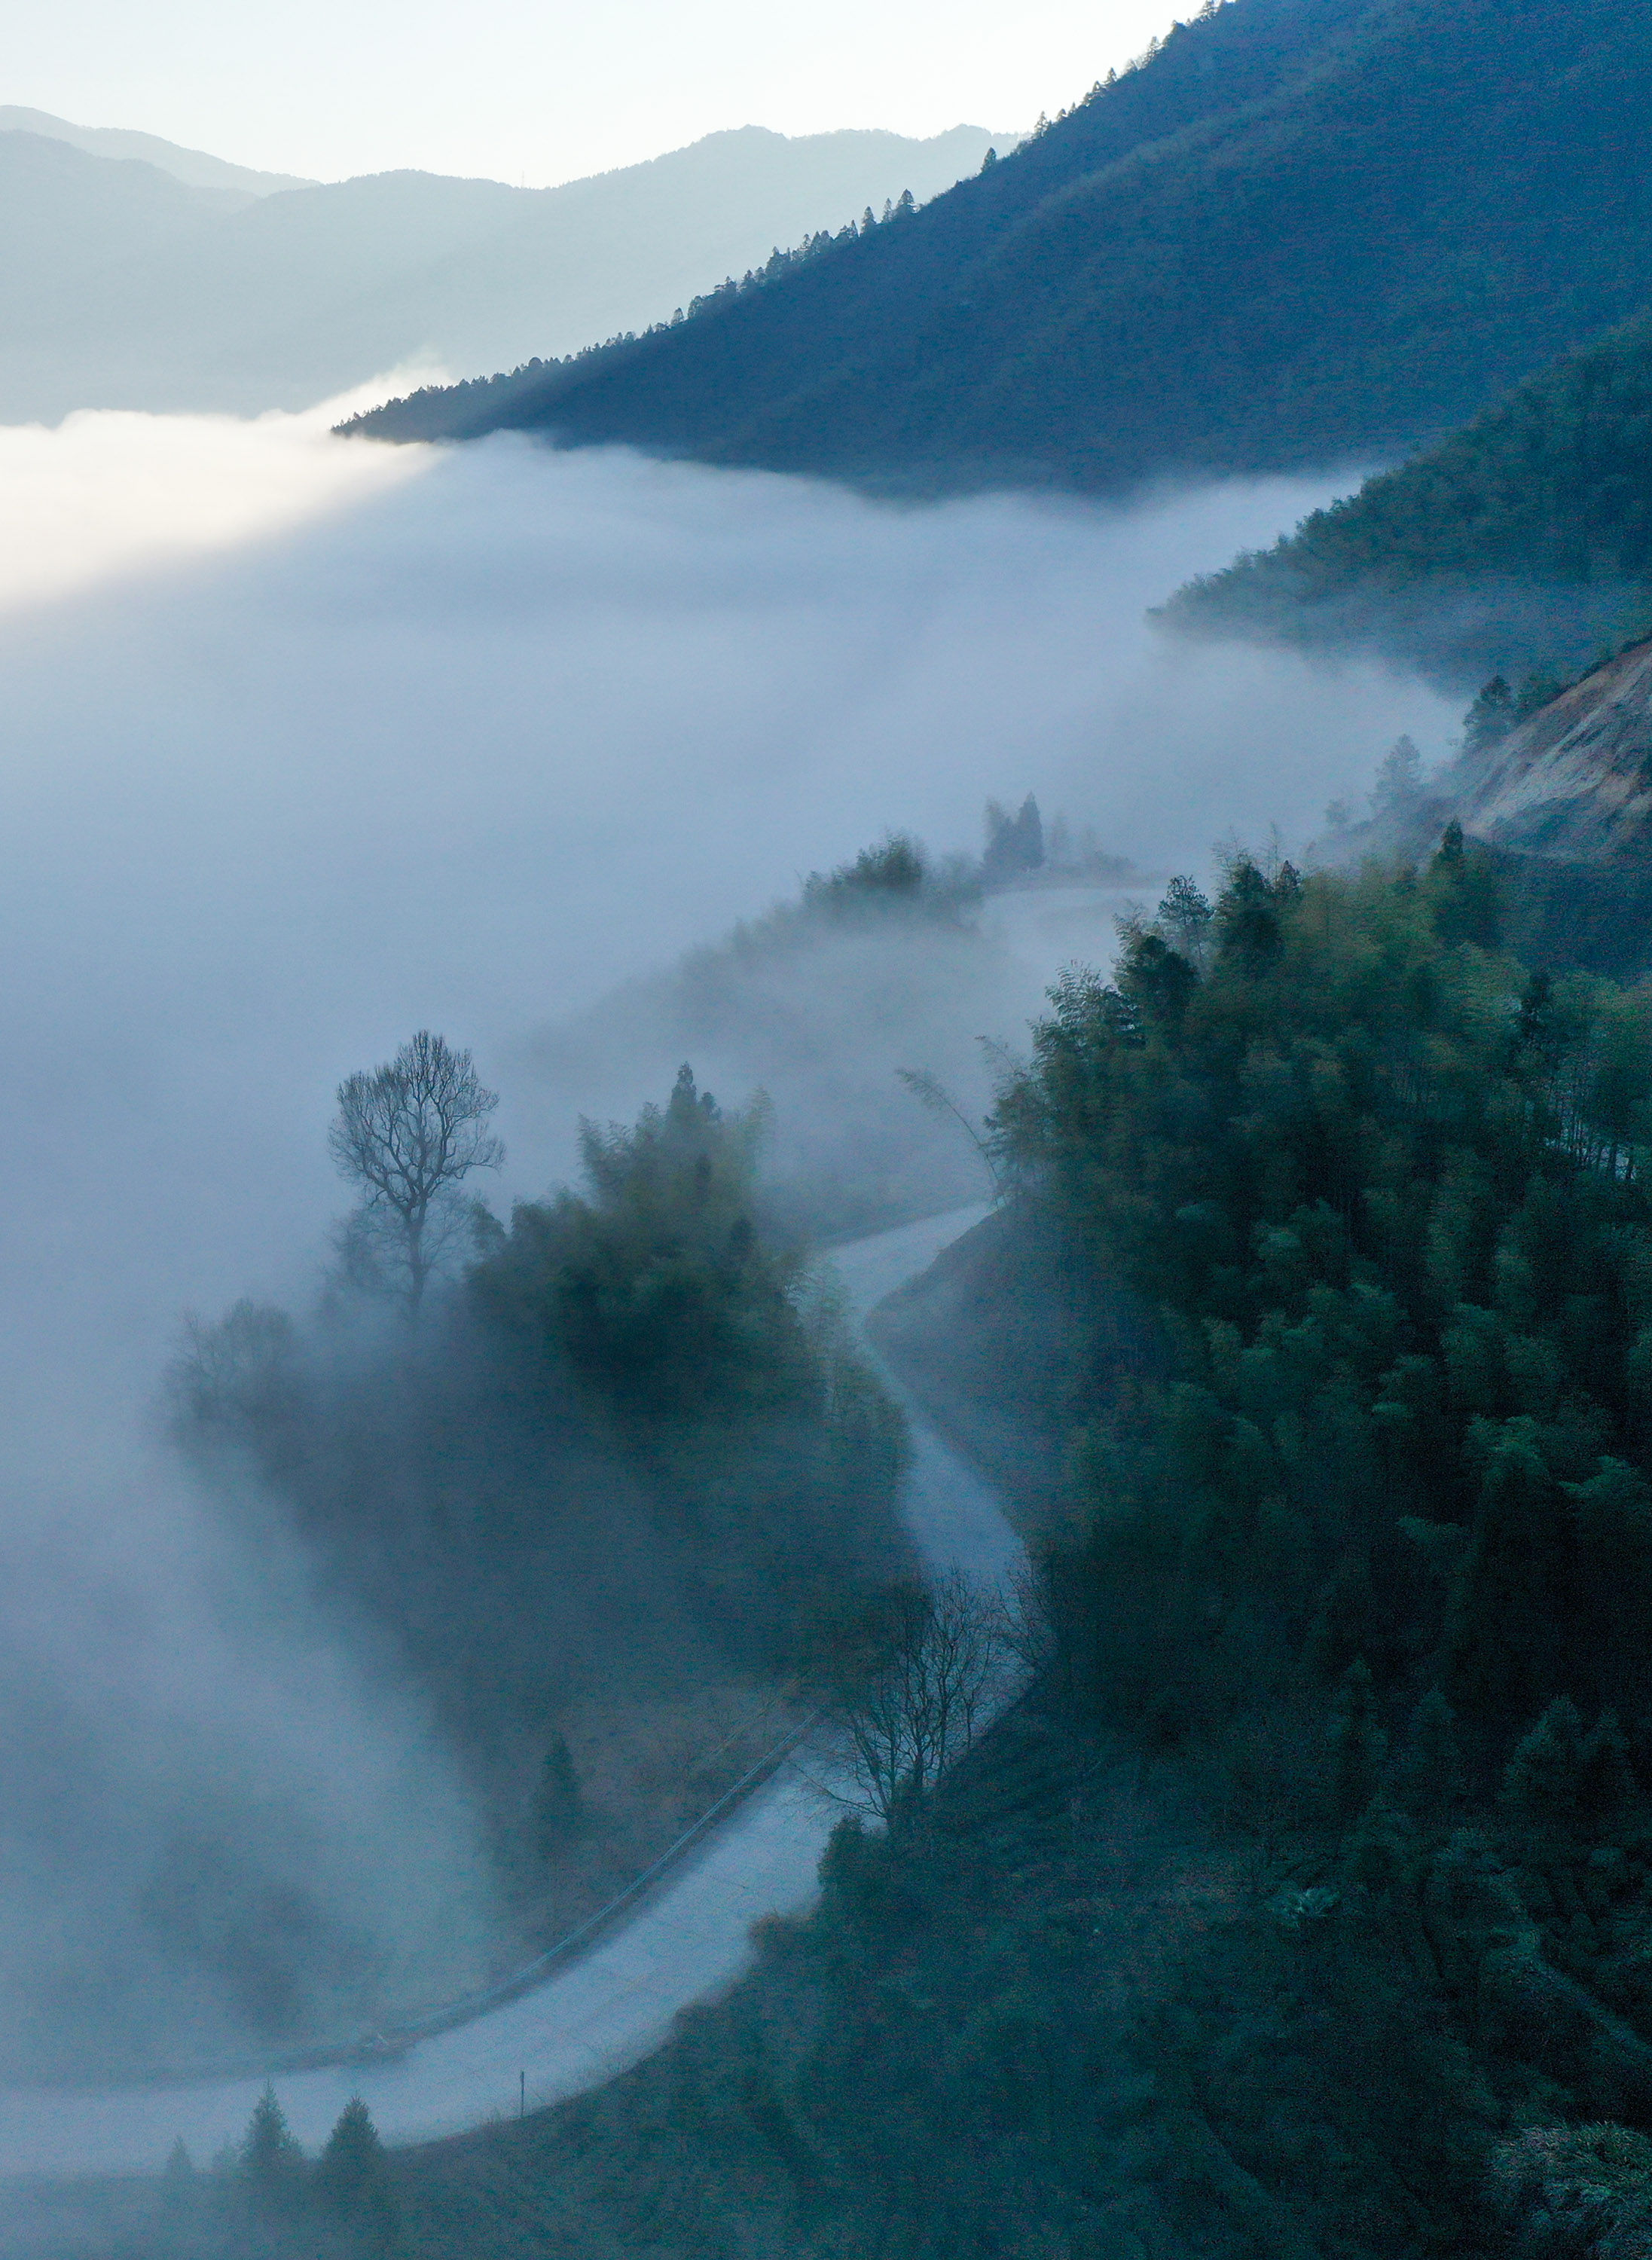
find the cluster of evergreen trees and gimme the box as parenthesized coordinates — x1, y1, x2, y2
(157, 2091, 395, 2259)
(1000, 844, 1652, 1744)
(980, 795, 1044, 883)
(90, 848, 1652, 2258)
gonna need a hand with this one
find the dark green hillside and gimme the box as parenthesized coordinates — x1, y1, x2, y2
(350, 0, 1652, 496)
(1168, 315, 1652, 682)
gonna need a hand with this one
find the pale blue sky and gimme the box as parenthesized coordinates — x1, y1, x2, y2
(9, 0, 1180, 188)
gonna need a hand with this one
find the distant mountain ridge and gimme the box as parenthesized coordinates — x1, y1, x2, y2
(349, 0, 1652, 499)
(0, 121, 1002, 421)
(0, 106, 313, 197)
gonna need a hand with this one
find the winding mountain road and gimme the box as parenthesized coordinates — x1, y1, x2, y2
(0, 1203, 1022, 2179)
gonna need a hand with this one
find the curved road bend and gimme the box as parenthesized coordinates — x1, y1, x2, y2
(0, 1203, 1024, 2179)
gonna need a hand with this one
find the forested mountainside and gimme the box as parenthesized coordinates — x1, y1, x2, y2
(1168, 316, 1652, 686)
(348, 0, 1652, 496)
(0, 124, 997, 420)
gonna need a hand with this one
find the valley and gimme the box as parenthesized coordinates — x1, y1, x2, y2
(11, 0, 1652, 2250)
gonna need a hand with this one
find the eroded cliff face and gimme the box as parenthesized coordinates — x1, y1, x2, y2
(1461, 640, 1652, 859)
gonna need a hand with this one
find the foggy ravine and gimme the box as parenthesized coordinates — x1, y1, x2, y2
(0, 392, 1456, 2087)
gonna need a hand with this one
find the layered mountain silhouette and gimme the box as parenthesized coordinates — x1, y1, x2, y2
(0, 118, 1000, 420)
(0, 105, 313, 197)
(351, 0, 1652, 496)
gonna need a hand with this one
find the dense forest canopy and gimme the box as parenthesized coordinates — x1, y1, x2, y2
(1003, 851, 1652, 1735)
(349, 0, 1652, 499)
(973, 848, 1652, 2245)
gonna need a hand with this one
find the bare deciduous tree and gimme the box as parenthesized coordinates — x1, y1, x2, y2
(329, 1030, 503, 1312)
(817, 1574, 1015, 1825)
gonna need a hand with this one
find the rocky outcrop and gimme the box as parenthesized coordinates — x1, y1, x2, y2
(1461, 640, 1652, 860)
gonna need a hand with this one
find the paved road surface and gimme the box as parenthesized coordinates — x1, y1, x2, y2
(0, 1204, 1020, 2178)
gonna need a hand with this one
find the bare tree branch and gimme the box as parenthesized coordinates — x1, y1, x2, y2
(329, 1031, 503, 1313)
(813, 1574, 1015, 1826)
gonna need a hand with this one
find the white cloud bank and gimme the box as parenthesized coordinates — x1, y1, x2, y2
(0, 375, 440, 614)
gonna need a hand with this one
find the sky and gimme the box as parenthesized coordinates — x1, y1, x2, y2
(8, 0, 1180, 187)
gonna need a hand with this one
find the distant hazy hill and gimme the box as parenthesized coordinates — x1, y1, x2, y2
(1164, 316, 1652, 686)
(0, 121, 1000, 421)
(350, 0, 1652, 498)
(0, 105, 313, 197)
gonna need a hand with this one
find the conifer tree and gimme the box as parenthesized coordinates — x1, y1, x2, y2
(1566, 1458, 1652, 1709)
(1501, 1695, 1589, 1840)
(1156, 874, 1214, 967)
(241, 2085, 307, 2222)
(1015, 794, 1044, 870)
(317, 2097, 398, 2254)
(1448, 1416, 1570, 1719)
(1370, 732, 1424, 822)
(1345, 1792, 1417, 1895)
(1427, 820, 1501, 947)
(1464, 675, 1516, 753)
(158, 2138, 197, 2231)
(1395, 1689, 1464, 1821)
(1580, 1707, 1639, 1840)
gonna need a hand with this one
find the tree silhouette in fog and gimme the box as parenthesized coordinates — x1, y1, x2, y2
(982, 795, 1044, 882)
(240, 2085, 306, 2222)
(330, 1029, 503, 1313)
(317, 2096, 399, 2254)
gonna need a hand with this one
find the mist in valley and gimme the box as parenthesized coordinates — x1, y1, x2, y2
(0, 398, 1458, 2089)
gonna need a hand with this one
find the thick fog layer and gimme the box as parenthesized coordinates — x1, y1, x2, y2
(0, 402, 1455, 2078)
